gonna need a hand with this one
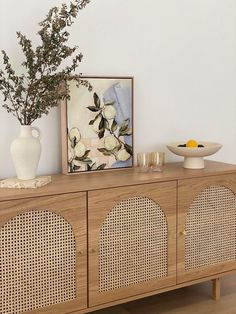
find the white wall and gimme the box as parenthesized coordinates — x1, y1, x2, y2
(0, 0, 236, 178)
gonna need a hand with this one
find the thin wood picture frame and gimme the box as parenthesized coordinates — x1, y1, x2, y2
(61, 76, 134, 175)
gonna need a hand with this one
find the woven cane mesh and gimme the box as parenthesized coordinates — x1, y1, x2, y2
(99, 196, 168, 292)
(185, 185, 236, 271)
(0, 210, 76, 314)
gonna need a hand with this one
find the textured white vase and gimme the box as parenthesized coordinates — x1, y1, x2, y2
(11, 125, 42, 180)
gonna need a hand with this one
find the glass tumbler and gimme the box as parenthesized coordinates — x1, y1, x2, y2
(150, 152, 165, 172)
(137, 153, 151, 172)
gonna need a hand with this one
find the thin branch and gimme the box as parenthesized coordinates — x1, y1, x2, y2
(0, 0, 91, 125)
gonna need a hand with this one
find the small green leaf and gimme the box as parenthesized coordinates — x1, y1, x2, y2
(104, 101, 115, 106)
(98, 147, 112, 156)
(98, 129, 105, 139)
(82, 158, 93, 164)
(104, 119, 110, 131)
(124, 143, 133, 156)
(91, 162, 96, 169)
(73, 165, 81, 171)
(93, 93, 101, 108)
(99, 117, 105, 130)
(97, 163, 106, 170)
(111, 119, 118, 132)
(119, 128, 132, 136)
(74, 150, 91, 161)
(69, 162, 74, 173)
(90, 113, 102, 125)
(119, 118, 130, 135)
(87, 106, 100, 112)
(97, 148, 107, 153)
(71, 137, 77, 148)
(83, 150, 91, 158)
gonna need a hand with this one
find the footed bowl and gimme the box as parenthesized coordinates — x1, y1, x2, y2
(167, 141, 222, 169)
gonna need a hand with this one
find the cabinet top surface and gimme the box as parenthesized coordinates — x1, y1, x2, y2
(1, 160, 236, 202)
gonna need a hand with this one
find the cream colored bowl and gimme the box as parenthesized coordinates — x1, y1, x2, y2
(167, 142, 222, 169)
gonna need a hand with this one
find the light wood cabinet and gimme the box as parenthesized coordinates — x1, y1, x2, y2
(88, 182, 177, 306)
(1, 161, 236, 314)
(0, 193, 87, 314)
(177, 174, 236, 283)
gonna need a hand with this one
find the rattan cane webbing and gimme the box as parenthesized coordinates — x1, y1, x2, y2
(0, 210, 76, 314)
(99, 196, 168, 292)
(185, 185, 236, 271)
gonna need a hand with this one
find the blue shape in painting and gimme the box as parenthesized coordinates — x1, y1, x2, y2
(103, 82, 132, 168)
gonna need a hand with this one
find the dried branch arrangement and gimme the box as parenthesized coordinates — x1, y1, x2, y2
(0, 0, 92, 125)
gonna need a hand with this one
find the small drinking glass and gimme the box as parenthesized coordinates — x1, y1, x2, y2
(150, 152, 165, 172)
(137, 152, 151, 172)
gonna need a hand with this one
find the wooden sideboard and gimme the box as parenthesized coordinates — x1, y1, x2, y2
(1, 160, 236, 314)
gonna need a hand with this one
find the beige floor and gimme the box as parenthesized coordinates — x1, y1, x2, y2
(94, 275, 236, 314)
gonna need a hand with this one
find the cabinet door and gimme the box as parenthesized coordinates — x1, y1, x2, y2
(177, 174, 236, 283)
(0, 193, 87, 314)
(88, 182, 177, 306)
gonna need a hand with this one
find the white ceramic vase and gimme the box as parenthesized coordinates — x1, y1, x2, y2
(10, 125, 42, 180)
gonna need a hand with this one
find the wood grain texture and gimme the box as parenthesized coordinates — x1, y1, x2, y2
(88, 182, 177, 306)
(1, 162, 236, 314)
(212, 278, 221, 300)
(68, 270, 236, 314)
(60, 96, 68, 175)
(177, 174, 236, 284)
(1, 161, 236, 203)
(0, 193, 87, 314)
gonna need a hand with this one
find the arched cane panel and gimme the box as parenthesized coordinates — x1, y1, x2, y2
(0, 210, 76, 314)
(185, 186, 236, 271)
(98, 196, 168, 292)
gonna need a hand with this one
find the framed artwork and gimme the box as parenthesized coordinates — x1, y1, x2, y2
(61, 76, 133, 174)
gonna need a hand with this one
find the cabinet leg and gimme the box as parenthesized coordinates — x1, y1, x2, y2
(212, 278, 221, 300)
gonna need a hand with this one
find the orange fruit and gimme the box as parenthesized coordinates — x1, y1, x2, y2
(186, 139, 198, 148)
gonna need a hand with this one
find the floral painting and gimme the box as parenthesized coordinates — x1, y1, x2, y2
(65, 77, 133, 173)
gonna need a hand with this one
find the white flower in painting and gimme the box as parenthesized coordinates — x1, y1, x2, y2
(116, 149, 131, 161)
(93, 117, 102, 133)
(104, 136, 119, 151)
(68, 141, 75, 162)
(74, 142, 86, 158)
(103, 105, 116, 120)
(69, 127, 81, 143)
